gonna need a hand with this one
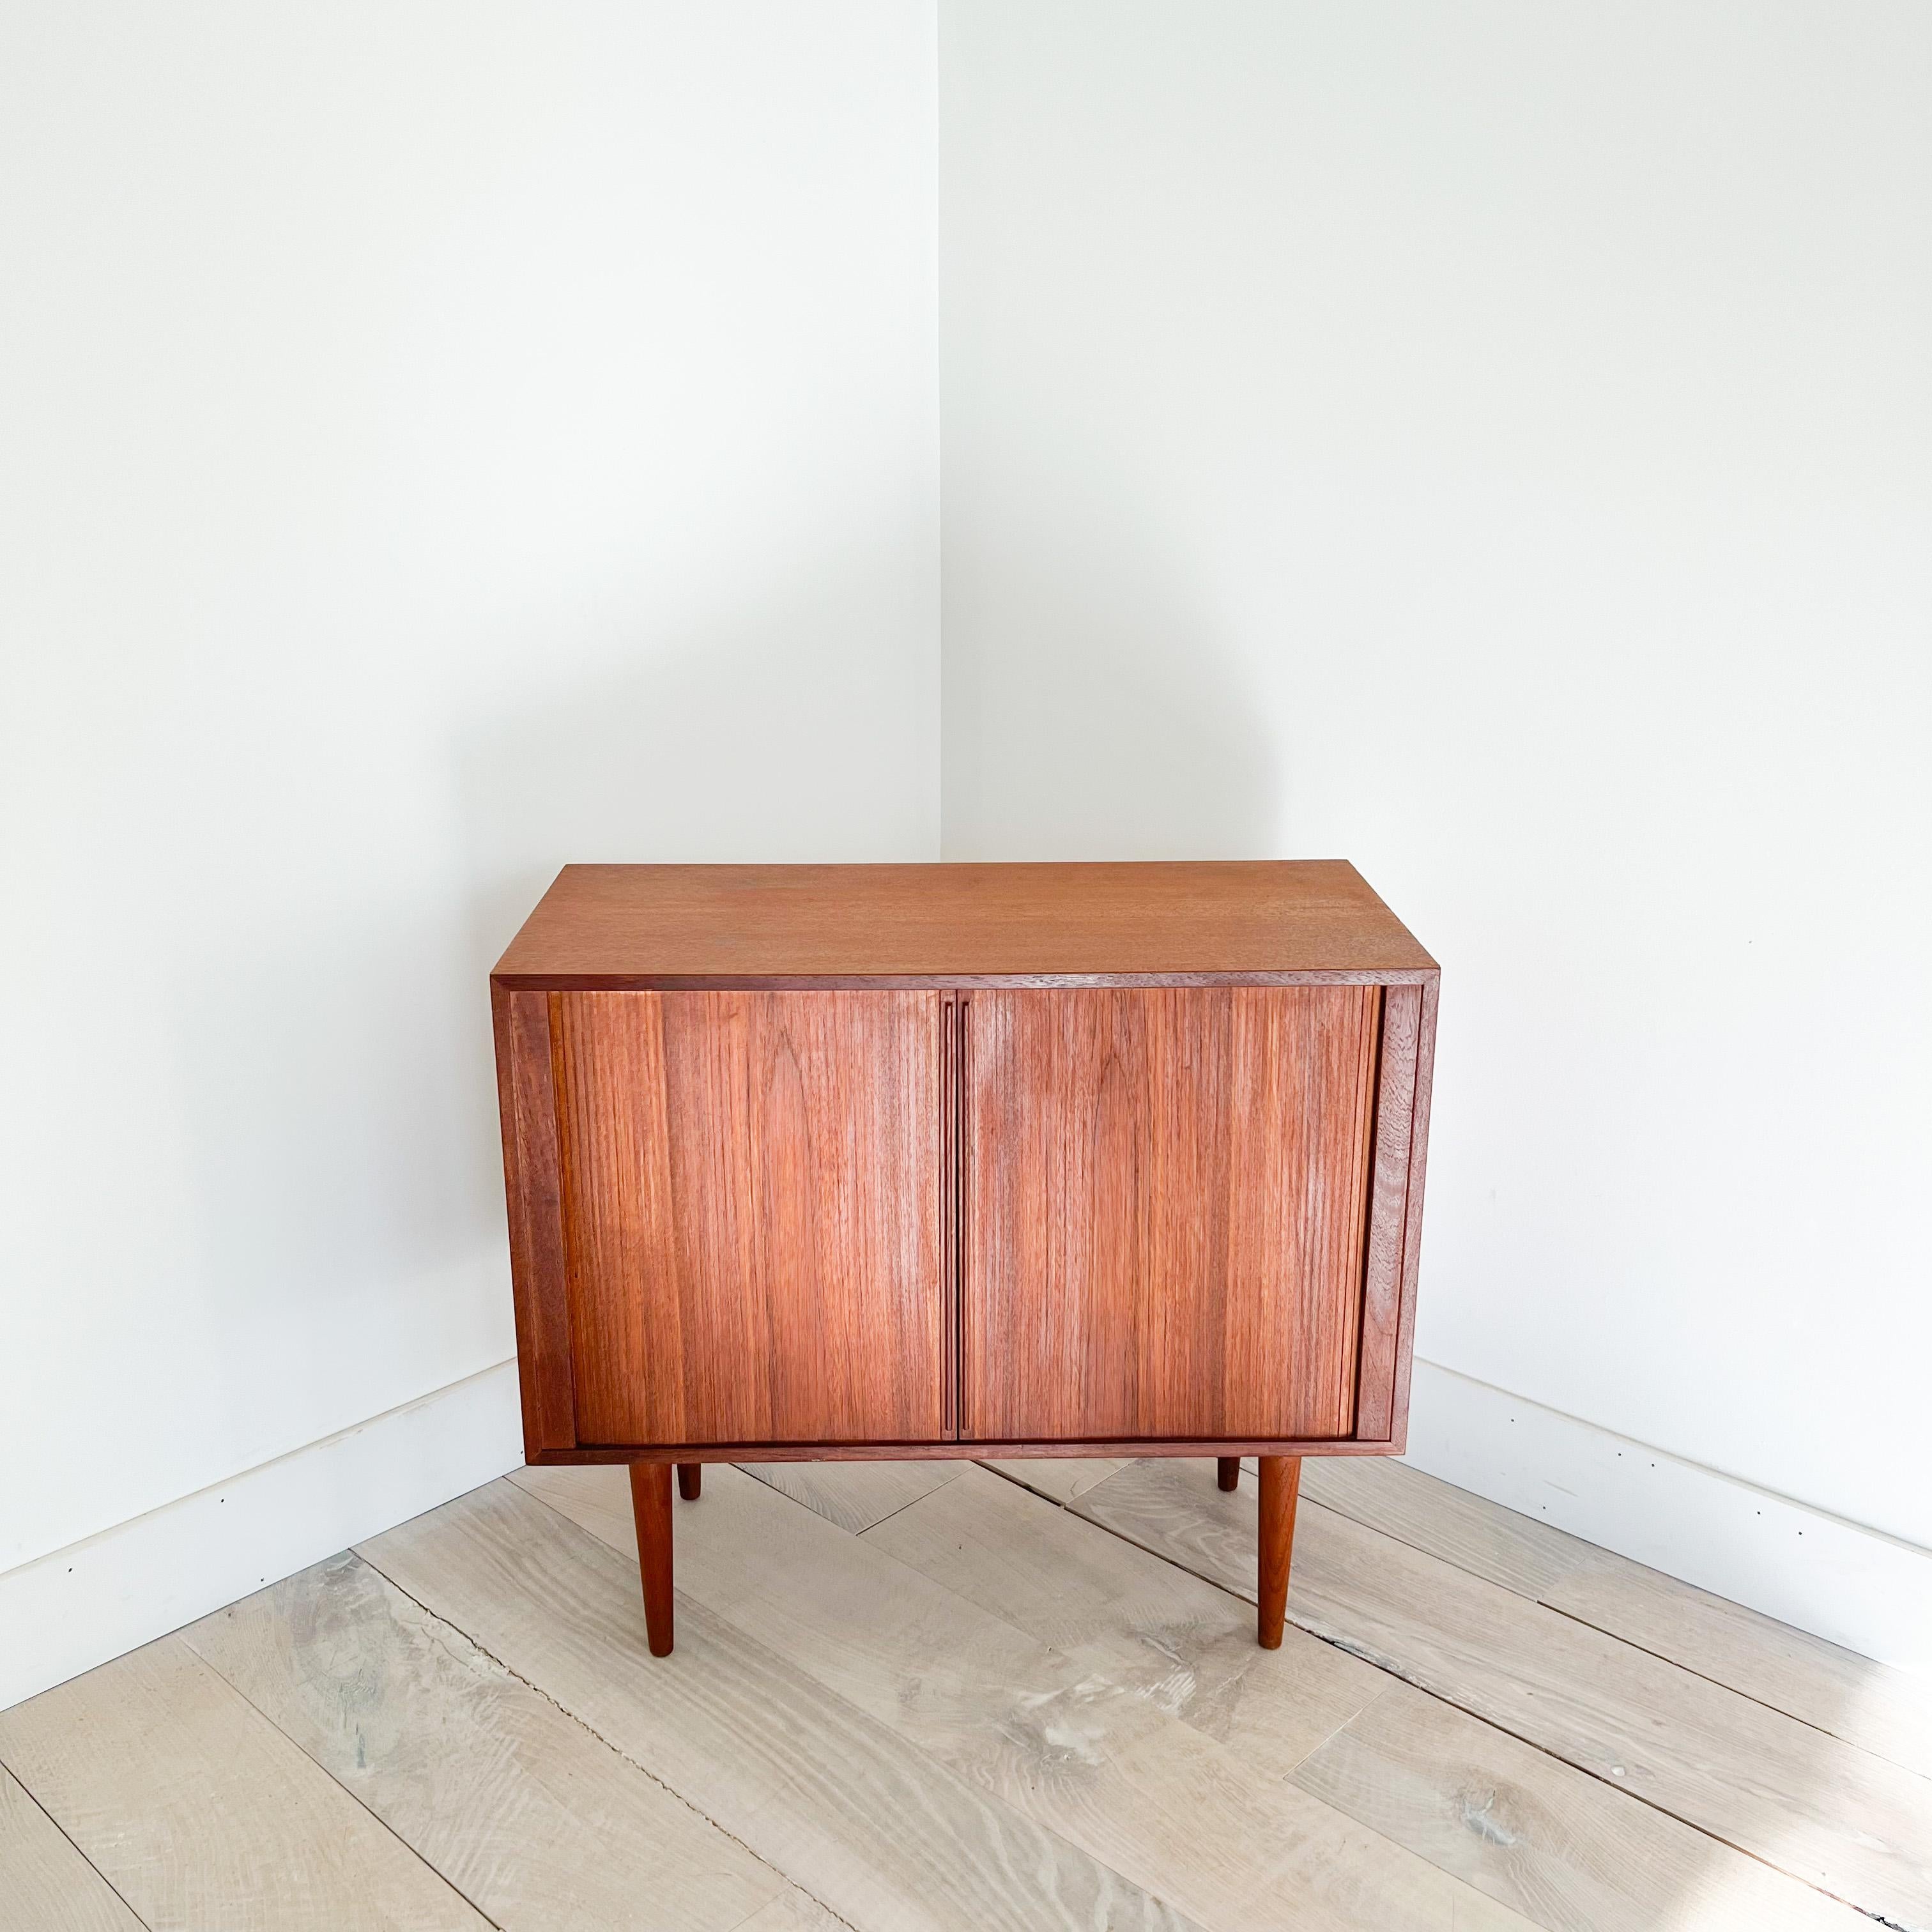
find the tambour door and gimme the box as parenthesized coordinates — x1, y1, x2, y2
(551, 990, 946, 1446)
(962, 986, 1381, 1442)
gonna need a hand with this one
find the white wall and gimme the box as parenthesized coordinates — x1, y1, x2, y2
(6, 0, 1926, 1698)
(1, 3, 938, 1579)
(940, 2, 1932, 1554)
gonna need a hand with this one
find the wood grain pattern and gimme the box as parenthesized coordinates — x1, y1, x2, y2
(941, 995, 960, 1438)
(733, 1894, 855, 1932)
(1354, 985, 1418, 1440)
(1256, 1455, 1301, 1648)
(878, 1466, 1869, 1928)
(1388, 976, 1439, 1450)
(180, 1552, 793, 1932)
(537, 1434, 1407, 1465)
(1301, 1454, 1598, 1599)
(527, 1462, 1537, 1932)
(376, 1477, 1202, 1932)
(0, 1638, 487, 1931)
(630, 1461, 675, 1655)
(498, 864, 1438, 1465)
(0, 1765, 143, 1932)
(553, 990, 944, 1446)
(977, 1457, 1129, 1502)
(1073, 1460, 1932, 1931)
(1545, 1557, 1932, 1785)
(962, 986, 1379, 1441)
(491, 983, 575, 1453)
(17, 1441, 1895, 1932)
(867, 1465, 1387, 1786)
(1308, 1455, 1932, 1782)
(1293, 1677, 1872, 1932)
(745, 1459, 964, 1535)
(494, 861, 1437, 986)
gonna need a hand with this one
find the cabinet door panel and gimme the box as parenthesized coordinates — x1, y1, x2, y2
(553, 991, 944, 1445)
(963, 987, 1379, 1442)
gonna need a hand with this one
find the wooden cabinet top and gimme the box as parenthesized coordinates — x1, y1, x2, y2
(493, 860, 1435, 988)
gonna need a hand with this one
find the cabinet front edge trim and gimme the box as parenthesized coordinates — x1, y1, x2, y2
(492, 969, 1441, 993)
(529, 1436, 1398, 1465)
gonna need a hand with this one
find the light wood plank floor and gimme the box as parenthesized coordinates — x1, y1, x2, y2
(3, 1457, 1926, 1931)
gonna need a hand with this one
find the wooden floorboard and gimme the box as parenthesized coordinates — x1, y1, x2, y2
(979, 1457, 1131, 1504)
(0, 1637, 489, 1931)
(880, 1465, 1870, 1932)
(180, 1548, 800, 1932)
(1306, 1455, 1932, 1782)
(1300, 1455, 1598, 1597)
(372, 1475, 1200, 1932)
(732, 1893, 854, 1932)
(1543, 1556, 1932, 1783)
(869, 1463, 1388, 1784)
(1293, 1676, 1869, 1932)
(525, 1459, 1540, 1932)
(7, 1450, 1920, 1932)
(1075, 1459, 1932, 1932)
(742, 1458, 964, 1533)
(0, 1765, 145, 1932)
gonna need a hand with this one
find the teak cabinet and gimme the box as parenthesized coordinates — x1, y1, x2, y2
(492, 862, 1438, 1654)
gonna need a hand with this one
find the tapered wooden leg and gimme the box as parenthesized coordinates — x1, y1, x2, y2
(1216, 1456, 1241, 1492)
(1256, 1454, 1301, 1650)
(677, 1462, 703, 1501)
(629, 1462, 675, 1657)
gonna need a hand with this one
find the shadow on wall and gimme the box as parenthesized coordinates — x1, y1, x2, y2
(454, 560, 933, 958)
(169, 558, 930, 1450)
(452, 550, 936, 1130)
(944, 538, 1279, 861)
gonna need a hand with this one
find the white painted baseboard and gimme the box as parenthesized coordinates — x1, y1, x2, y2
(0, 1359, 523, 1714)
(1402, 1357, 1932, 1675)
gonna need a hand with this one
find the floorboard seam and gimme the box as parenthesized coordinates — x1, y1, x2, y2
(845, 1483, 958, 1540)
(1276, 1683, 1397, 1781)
(1299, 1483, 1932, 1802)
(976, 1464, 1906, 1932)
(970, 1464, 1068, 1507)
(354, 1540, 865, 1932)
(739, 1464, 969, 1540)
(178, 1631, 510, 1931)
(1531, 1597, 1932, 1787)
(739, 1465, 891, 1537)
(1291, 1489, 1573, 1606)
(0, 1756, 158, 1932)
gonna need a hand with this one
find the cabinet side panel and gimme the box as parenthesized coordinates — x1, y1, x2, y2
(554, 991, 945, 1446)
(1354, 985, 1420, 1440)
(490, 984, 576, 1454)
(963, 986, 1377, 1442)
(1387, 974, 1439, 1452)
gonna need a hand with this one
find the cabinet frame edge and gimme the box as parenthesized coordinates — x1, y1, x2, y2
(493, 968, 1438, 992)
(491, 982, 577, 1455)
(1385, 972, 1439, 1452)
(492, 967, 1438, 1465)
(525, 1436, 1405, 1466)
